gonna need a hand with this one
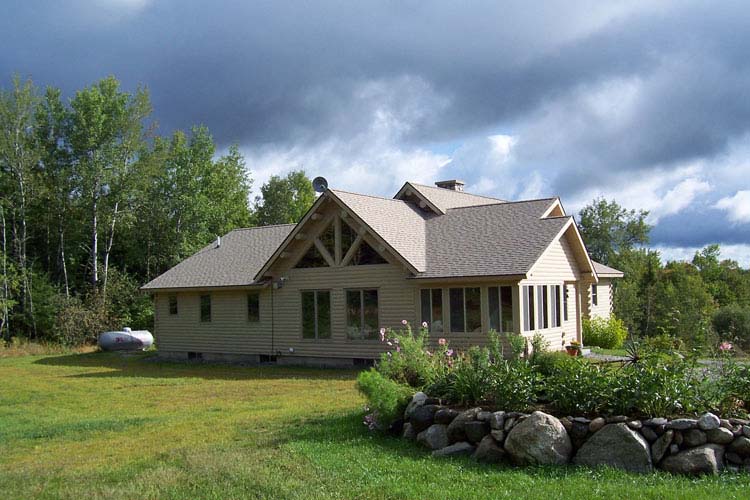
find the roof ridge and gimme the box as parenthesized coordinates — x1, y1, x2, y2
(408, 182, 507, 202)
(445, 197, 557, 210)
(230, 223, 296, 232)
(331, 188, 412, 203)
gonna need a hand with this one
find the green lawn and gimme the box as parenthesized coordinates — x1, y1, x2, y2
(2, 353, 750, 499)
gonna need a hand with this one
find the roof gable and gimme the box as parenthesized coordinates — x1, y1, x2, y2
(394, 182, 506, 214)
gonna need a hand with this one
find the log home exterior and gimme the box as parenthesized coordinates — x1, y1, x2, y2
(142, 180, 623, 365)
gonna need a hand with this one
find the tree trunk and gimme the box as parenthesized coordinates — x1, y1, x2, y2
(102, 201, 119, 298)
(58, 216, 69, 298)
(91, 192, 98, 288)
(1, 206, 9, 341)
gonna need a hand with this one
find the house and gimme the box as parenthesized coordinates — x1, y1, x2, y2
(141, 180, 623, 365)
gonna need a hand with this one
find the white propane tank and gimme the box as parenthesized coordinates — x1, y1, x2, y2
(98, 327, 154, 351)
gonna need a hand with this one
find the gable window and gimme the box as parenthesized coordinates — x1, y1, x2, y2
(523, 285, 535, 331)
(420, 289, 443, 333)
(449, 287, 481, 333)
(346, 289, 379, 339)
(168, 295, 178, 315)
(552, 285, 562, 328)
(537, 285, 549, 329)
(348, 239, 387, 265)
(247, 292, 260, 323)
(488, 286, 514, 333)
(200, 294, 211, 322)
(563, 285, 569, 322)
(295, 244, 328, 268)
(301, 290, 331, 339)
(591, 284, 598, 306)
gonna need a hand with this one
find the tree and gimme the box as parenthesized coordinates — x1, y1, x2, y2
(253, 170, 315, 226)
(578, 198, 651, 265)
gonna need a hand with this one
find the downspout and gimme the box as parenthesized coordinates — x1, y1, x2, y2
(270, 284, 275, 359)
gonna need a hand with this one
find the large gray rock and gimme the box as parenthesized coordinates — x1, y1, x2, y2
(464, 420, 490, 443)
(402, 422, 416, 440)
(490, 411, 506, 430)
(668, 419, 697, 430)
(432, 441, 476, 458)
(660, 444, 724, 476)
(729, 436, 750, 456)
(684, 429, 707, 447)
(434, 408, 459, 425)
(473, 435, 506, 463)
(404, 392, 427, 420)
(505, 411, 572, 465)
(589, 417, 606, 433)
(410, 404, 439, 433)
(698, 413, 721, 431)
(416, 424, 449, 450)
(574, 423, 653, 473)
(447, 408, 481, 443)
(641, 426, 658, 443)
(706, 427, 735, 445)
(651, 430, 674, 463)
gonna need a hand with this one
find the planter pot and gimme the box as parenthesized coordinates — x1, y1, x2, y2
(565, 346, 580, 357)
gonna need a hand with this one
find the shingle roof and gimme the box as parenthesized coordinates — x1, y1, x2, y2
(330, 189, 433, 271)
(141, 224, 294, 290)
(406, 182, 506, 213)
(592, 261, 625, 278)
(419, 199, 569, 278)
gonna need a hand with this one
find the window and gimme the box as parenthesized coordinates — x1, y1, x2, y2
(168, 295, 178, 315)
(563, 285, 569, 322)
(523, 285, 535, 331)
(488, 286, 514, 333)
(295, 244, 328, 268)
(449, 287, 481, 333)
(420, 289, 443, 333)
(349, 240, 387, 265)
(346, 289, 379, 339)
(591, 284, 598, 306)
(537, 285, 549, 329)
(301, 290, 331, 339)
(552, 285, 562, 327)
(200, 295, 211, 322)
(247, 292, 260, 322)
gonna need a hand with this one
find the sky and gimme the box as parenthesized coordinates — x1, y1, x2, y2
(2, 0, 750, 266)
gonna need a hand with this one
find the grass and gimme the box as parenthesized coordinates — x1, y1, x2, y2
(2, 353, 750, 499)
(589, 347, 629, 357)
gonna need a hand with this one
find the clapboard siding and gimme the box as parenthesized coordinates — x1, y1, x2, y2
(519, 234, 581, 351)
(589, 278, 613, 319)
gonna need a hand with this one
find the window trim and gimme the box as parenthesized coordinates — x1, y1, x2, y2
(591, 284, 599, 307)
(552, 284, 562, 328)
(523, 285, 535, 332)
(300, 289, 332, 340)
(345, 288, 380, 340)
(563, 285, 569, 322)
(420, 288, 444, 334)
(200, 294, 211, 323)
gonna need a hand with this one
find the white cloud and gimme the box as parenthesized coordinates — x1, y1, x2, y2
(714, 190, 750, 223)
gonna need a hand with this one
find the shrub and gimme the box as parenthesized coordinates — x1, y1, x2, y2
(356, 369, 413, 427)
(544, 359, 613, 415)
(713, 304, 750, 349)
(641, 333, 684, 354)
(376, 322, 438, 388)
(449, 347, 492, 404)
(583, 316, 628, 349)
(531, 351, 576, 377)
(529, 332, 549, 359)
(489, 360, 540, 411)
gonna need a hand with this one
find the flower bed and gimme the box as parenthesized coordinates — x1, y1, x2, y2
(357, 322, 750, 476)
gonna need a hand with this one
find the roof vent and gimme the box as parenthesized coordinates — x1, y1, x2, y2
(435, 179, 465, 192)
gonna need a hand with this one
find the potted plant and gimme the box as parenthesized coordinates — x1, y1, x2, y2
(565, 340, 582, 357)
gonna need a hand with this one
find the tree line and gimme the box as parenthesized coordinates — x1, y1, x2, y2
(0, 75, 314, 344)
(579, 199, 750, 352)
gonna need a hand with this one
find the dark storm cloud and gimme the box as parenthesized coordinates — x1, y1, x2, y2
(651, 209, 750, 247)
(2, 0, 750, 255)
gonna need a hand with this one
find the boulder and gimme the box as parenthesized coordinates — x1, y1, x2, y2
(504, 417, 516, 432)
(489, 411, 506, 430)
(402, 423, 416, 440)
(571, 421, 589, 440)
(505, 411, 572, 466)
(434, 408, 459, 425)
(574, 423, 652, 473)
(464, 420, 490, 444)
(684, 429, 707, 448)
(744, 425, 750, 438)
(660, 444, 724, 476)
(410, 404, 440, 433)
(706, 427, 735, 445)
(432, 441, 476, 458)
(698, 413, 721, 431)
(670, 444, 680, 455)
(643, 417, 668, 427)
(641, 426, 658, 443)
(490, 429, 505, 443)
(473, 435, 507, 463)
(589, 417, 606, 433)
(651, 430, 674, 463)
(729, 436, 750, 457)
(416, 423, 449, 450)
(446, 408, 480, 443)
(404, 392, 427, 420)
(606, 415, 628, 423)
(726, 452, 743, 465)
(673, 431, 684, 446)
(477, 411, 493, 422)
(560, 417, 573, 432)
(668, 419, 697, 430)
(627, 421, 643, 430)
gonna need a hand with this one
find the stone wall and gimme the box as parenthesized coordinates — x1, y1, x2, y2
(400, 392, 750, 476)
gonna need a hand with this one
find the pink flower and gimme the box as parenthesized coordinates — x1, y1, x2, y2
(401, 319, 408, 325)
(446, 349, 454, 357)
(720, 341, 733, 352)
(379, 328, 386, 342)
(396, 346, 401, 352)
(422, 321, 428, 328)
(438, 338, 447, 346)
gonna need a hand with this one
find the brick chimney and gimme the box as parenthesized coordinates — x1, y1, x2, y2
(434, 179, 465, 192)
